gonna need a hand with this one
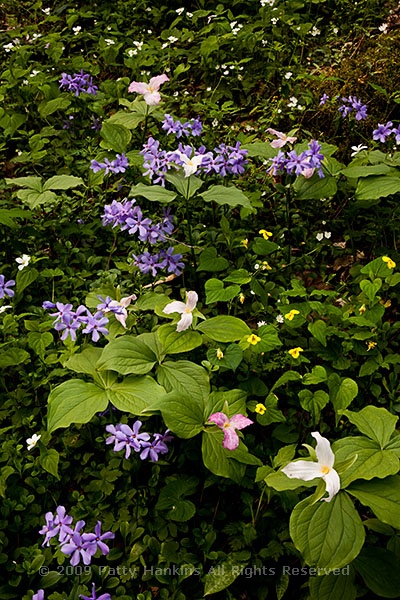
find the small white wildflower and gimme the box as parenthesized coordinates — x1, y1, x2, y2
(27, 433, 41, 451)
(316, 232, 324, 241)
(257, 320, 266, 327)
(168, 36, 178, 43)
(72, 26, 81, 35)
(254, 263, 260, 270)
(288, 96, 298, 108)
(187, 12, 193, 17)
(176, 7, 185, 14)
(3, 43, 14, 52)
(333, 27, 339, 34)
(271, 17, 279, 25)
(42, 7, 51, 14)
(378, 23, 388, 33)
(324, 231, 331, 239)
(284, 71, 293, 80)
(212, 118, 219, 127)
(276, 314, 284, 323)
(16, 254, 31, 271)
(311, 26, 321, 36)
(104, 38, 115, 45)
(351, 144, 368, 157)
(0, 305, 12, 314)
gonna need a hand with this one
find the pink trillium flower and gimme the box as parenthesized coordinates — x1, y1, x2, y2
(128, 74, 169, 105)
(208, 412, 253, 450)
(266, 128, 298, 148)
(163, 290, 198, 332)
(107, 294, 137, 328)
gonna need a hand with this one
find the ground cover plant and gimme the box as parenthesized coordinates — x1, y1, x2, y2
(1, 0, 400, 599)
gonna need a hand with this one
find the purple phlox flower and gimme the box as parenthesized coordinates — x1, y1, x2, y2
(96, 296, 114, 311)
(80, 582, 111, 600)
(81, 310, 109, 342)
(42, 300, 56, 309)
(113, 421, 151, 458)
(392, 125, 400, 144)
(338, 96, 368, 120)
(162, 114, 203, 138)
(0, 275, 15, 299)
(319, 93, 329, 105)
(373, 121, 394, 142)
(39, 511, 57, 546)
(208, 412, 253, 450)
(63, 519, 86, 543)
(48, 302, 74, 323)
(33, 590, 45, 600)
(160, 208, 175, 235)
(207, 142, 248, 176)
(191, 117, 203, 137)
(158, 247, 185, 276)
(90, 153, 129, 175)
(105, 423, 122, 446)
(140, 436, 169, 461)
(140, 137, 179, 186)
(101, 199, 137, 229)
(54, 313, 81, 341)
(285, 150, 313, 177)
(91, 116, 102, 131)
(60, 531, 92, 566)
(126, 207, 152, 240)
(304, 140, 325, 178)
(59, 70, 98, 96)
(104, 294, 137, 329)
(267, 150, 287, 176)
(53, 505, 74, 543)
(132, 251, 164, 277)
(82, 521, 115, 556)
(154, 429, 174, 444)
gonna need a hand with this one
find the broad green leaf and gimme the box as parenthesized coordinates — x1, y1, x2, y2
(332, 437, 399, 487)
(100, 121, 131, 153)
(256, 393, 286, 425)
(290, 493, 365, 569)
(97, 334, 158, 375)
(354, 547, 400, 598)
(129, 182, 176, 203)
(205, 279, 240, 303)
(197, 316, 250, 342)
(27, 331, 53, 360)
(204, 552, 250, 595)
(156, 360, 210, 403)
(242, 141, 277, 159)
(308, 320, 327, 347)
(157, 324, 202, 355)
(201, 430, 246, 483)
(330, 377, 358, 413)
(42, 175, 84, 191)
(293, 173, 337, 200)
(341, 164, 391, 178)
(302, 365, 328, 385)
(108, 110, 143, 129)
(16, 189, 57, 208)
(356, 176, 400, 200)
(107, 375, 164, 413)
(0, 347, 30, 368)
(271, 371, 302, 391)
(64, 347, 103, 377)
(265, 470, 317, 492)
(223, 269, 252, 284)
(165, 171, 203, 199)
(38, 97, 71, 117)
(0, 466, 15, 498)
(242, 324, 282, 353)
(199, 184, 252, 209)
(155, 478, 198, 521)
(309, 568, 356, 600)
(39, 448, 60, 480)
(5, 176, 43, 192)
(197, 248, 229, 272)
(299, 389, 329, 423)
(16, 267, 39, 294)
(359, 278, 382, 302)
(347, 476, 400, 529)
(252, 238, 280, 255)
(153, 391, 204, 438)
(47, 380, 108, 432)
(205, 389, 248, 419)
(343, 406, 398, 448)
(206, 344, 243, 371)
(0, 208, 29, 228)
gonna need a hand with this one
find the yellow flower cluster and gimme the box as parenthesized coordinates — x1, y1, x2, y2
(382, 256, 396, 269)
(288, 347, 303, 359)
(259, 229, 273, 240)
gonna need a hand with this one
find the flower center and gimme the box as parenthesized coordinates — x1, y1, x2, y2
(223, 422, 231, 429)
(184, 307, 192, 314)
(321, 465, 330, 475)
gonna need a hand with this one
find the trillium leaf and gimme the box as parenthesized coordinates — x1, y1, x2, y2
(47, 380, 108, 432)
(356, 175, 400, 200)
(0, 348, 30, 368)
(156, 360, 210, 403)
(293, 173, 337, 200)
(96, 334, 158, 375)
(129, 182, 177, 203)
(152, 391, 204, 438)
(204, 552, 250, 595)
(64, 347, 103, 376)
(100, 121, 131, 153)
(309, 567, 357, 600)
(354, 547, 400, 598)
(107, 375, 165, 414)
(290, 492, 365, 569)
(347, 476, 400, 529)
(39, 448, 60, 480)
(157, 324, 203, 355)
(201, 430, 246, 483)
(199, 184, 252, 209)
(42, 175, 84, 191)
(197, 316, 251, 342)
(342, 406, 398, 448)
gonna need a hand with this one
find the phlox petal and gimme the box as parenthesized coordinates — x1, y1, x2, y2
(163, 300, 187, 315)
(281, 460, 323, 481)
(229, 414, 253, 430)
(312, 432, 335, 468)
(176, 311, 193, 332)
(222, 426, 240, 450)
(322, 468, 341, 502)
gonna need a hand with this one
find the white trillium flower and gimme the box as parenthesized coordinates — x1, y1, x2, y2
(0, 305, 12, 314)
(27, 433, 41, 451)
(16, 254, 31, 270)
(177, 152, 204, 177)
(281, 431, 340, 502)
(107, 294, 137, 328)
(163, 291, 198, 332)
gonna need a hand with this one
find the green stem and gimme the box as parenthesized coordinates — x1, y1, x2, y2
(285, 186, 292, 264)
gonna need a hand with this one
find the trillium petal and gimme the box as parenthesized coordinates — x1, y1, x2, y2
(281, 460, 323, 481)
(176, 312, 193, 332)
(128, 81, 149, 94)
(209, 412, 229, 427)
(114, 310, 128, 328)
(222, 426, 240, 450)
(270, 139, 287, 148)
(143, 91, 161, 105)
(266, 128, 283, 137)
(186, 291, 198, 311)
(312, 432, 335, 468)
(149, 74, 169, 90)
(163, 301, 187, 315)
(322, 468, 341, 502)
(229, 414, 253, 430)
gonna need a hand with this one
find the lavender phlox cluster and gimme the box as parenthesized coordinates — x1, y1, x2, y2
(162, 114, 203, 138)
(39, 506, 114, 566)
(267, 140, 325, 178)
(90, 153, 129, 175)
(372, 121, 400, 143)
(132, 247, 185, 277)
(80, 583, 111, 600)
(106, 422, 173, 462)
(0, 274, 15, 299)
(59, 70, 98, 96)
(338, 96, 368, 121)
(43, 301, 109, 342)
(140, 137, 181, 186)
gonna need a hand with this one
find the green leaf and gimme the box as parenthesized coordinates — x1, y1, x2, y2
(341, 164, 392, 178)
(100, 121, 132, 153)
(15, 267, 39, 294)
(265, 470, 317, 492)
(39, 448, 60, 480)
(97, 334, 158, 375)
(129, 182, 176, 203)
(199, 184, 252, 209)
(343, 406, 398, 448)
(256, 393, 286, 425)
(107, 375, 165, 413)
(197, 316, 250, 342)
(309, 568, 356, 600)
(360, 278, 382, 302)
(64, 347, 103, 377)
(0, 466, 15, 498)
(201, 431, 246, 483)
(16, 189, 57, 208)
(157, 324, 202, 355)
(0, 347, 30, 368)
(332, 437, 399, 487)
(205, 279, 240, 303)
(303, 365, 328, 385)
(47, 380, 108, 433)
(5, 176, 43, 192)
(206, 344, 243, 371)
(243, 141, 277, 159)
(204, 552, 250, 595)
(156, 360, 209, 403)
(108, 110, 143, 130)
(252, 238, 280, 255)
(299, 389, 329, 423)
(348, 476, 400, 529)
(42, 175, 84, 191)
(356, 176, 400, 200)
(38, 97, 71, 117)
(290, 493, 365, 569)
(354, 547, 400, 598)
(165, 171, 203, 199)
(197, 247, 229, 272)
(205, 389, 248, 419)
(0, 208, 29, 228)
(155, 478, 198, 521)
(27, 332, 53, 360)
(223, 269, 252, 284)
(330, 377, 358, 413)
(308, 320, 327, 346)
(271, 371, 302, 391)
(154, 391, 204, 438)
(293, 173, 337, 200)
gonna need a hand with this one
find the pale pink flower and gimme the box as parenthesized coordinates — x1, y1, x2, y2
(208, 412, 253, 450)
(128, 74, 169, 105)
(107, 294, 137, 328)
(163, 291, 198, 332)
(266, 128, 297, 148)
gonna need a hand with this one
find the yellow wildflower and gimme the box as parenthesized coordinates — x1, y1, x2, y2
(241, 239, 249, 249)
(366, 341, 377, 351)
(288, 347, 303, 359)
(381, 299, 391, 308)
(284, 309, 300, 321)
(216, 348, 224, 360)
(382, 256, 396, 269)
(262, 261, 272, 271)
(239, 293, 245, 304)
(247, 334, 261, 345)
(359, 304, 366, 314)
(255, 403, 267, 415)
(259, 229, 273, 240)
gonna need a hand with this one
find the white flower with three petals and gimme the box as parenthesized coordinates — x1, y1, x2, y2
(163, 291, 198, 332)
